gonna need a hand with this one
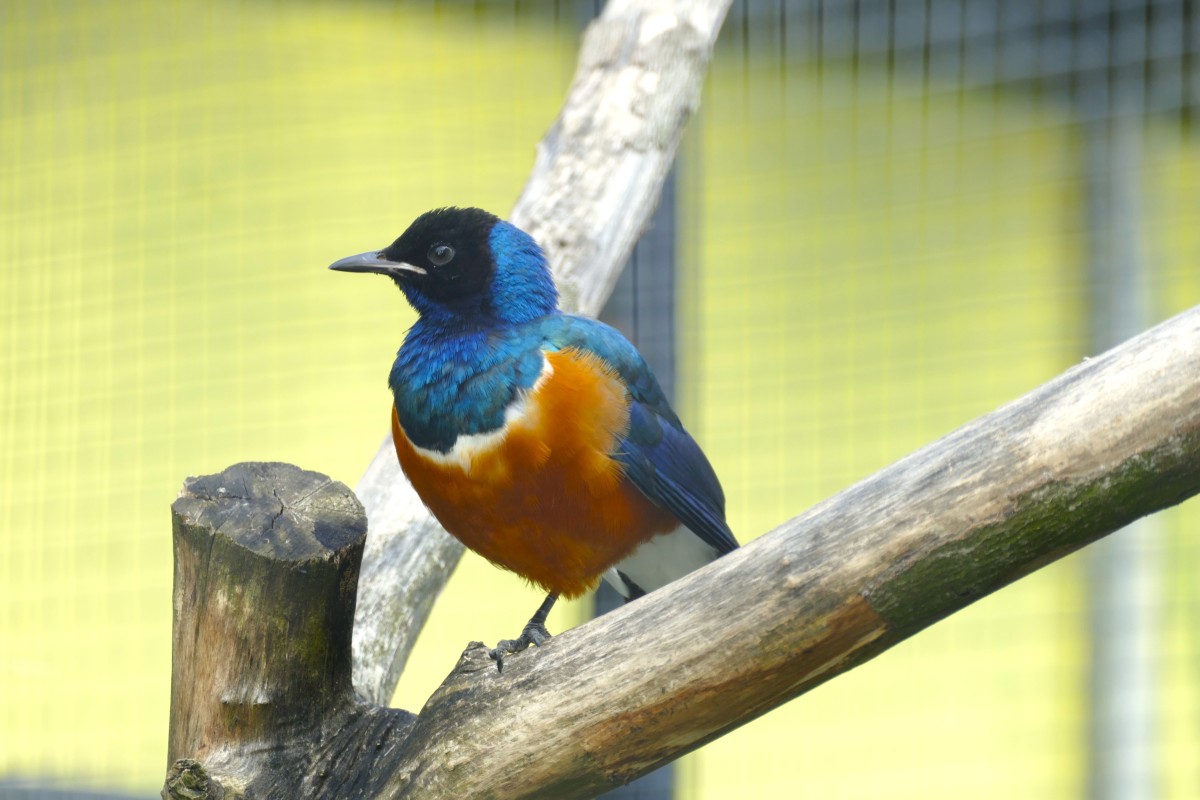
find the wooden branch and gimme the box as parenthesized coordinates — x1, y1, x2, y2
(509, 0, 730, 314)
(373, 307, 1200, 797)
(351, 0, 734, 705)
(166, 307, 1200, 798)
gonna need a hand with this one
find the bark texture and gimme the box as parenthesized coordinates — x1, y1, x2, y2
(371, 304, 1200, 799)
(165, 463, 415, 799)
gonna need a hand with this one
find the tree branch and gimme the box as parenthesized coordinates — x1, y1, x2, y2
(166, 306, 1200, 799)
(372, 305, 1200, 798)
(351, 0, 734, 705)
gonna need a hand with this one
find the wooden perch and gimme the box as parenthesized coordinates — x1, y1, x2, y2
(165, 463, 414, 799)
(164, 306, 1200, 799)
(351, 0, 735, 706)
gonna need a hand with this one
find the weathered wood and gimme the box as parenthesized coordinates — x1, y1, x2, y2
(165, 462, 414, 799)
(509, 0, 728, 315)
(166, 307, 1200, 799)
(351, 0, 735, 706)
(368, 305, 1200, 799)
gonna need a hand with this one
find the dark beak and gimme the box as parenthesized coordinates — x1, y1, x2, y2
(328, 251, 426, 277)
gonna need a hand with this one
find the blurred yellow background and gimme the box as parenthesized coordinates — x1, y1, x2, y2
(1, 1, 1197, 797)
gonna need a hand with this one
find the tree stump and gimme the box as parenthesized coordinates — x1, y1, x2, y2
(164, 462, 414, 799)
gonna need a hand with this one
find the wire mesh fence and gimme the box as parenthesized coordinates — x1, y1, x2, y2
(1, 1, 1196, 797)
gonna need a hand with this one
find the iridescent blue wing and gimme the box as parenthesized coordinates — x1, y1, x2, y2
(540, 315, 738, 555)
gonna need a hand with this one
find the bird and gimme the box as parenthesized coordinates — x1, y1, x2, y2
(330, 207, 738, 664)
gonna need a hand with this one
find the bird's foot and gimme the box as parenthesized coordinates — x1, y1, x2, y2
(488, 621, 552, 672)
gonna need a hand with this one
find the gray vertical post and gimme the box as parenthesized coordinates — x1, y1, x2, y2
(595, 170, 678, 800)
(1081, 49, 1159, 800)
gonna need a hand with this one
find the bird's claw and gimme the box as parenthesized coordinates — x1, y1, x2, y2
(488, 621, 552, 672)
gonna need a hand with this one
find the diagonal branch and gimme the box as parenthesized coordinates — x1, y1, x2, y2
(351, 0, 734, 704)
(378, 304, 1200, 797)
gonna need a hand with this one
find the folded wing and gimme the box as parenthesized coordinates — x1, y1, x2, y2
(541, 315, 738, 556)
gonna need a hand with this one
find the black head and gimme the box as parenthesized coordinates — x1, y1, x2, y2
(330, 206, 559, 325)
(328, 207, 501, 310)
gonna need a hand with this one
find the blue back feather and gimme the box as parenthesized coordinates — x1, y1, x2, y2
(485, 222, 558, 324)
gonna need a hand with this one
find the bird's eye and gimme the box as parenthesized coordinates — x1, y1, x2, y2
(428, 244, 455, 267)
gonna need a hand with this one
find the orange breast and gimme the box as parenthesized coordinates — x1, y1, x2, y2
(391, 347, 678, 598)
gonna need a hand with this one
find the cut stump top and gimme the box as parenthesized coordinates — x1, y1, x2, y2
(174, 462, 365, 560)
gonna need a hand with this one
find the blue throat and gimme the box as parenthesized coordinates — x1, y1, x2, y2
(389, 220, 561, 451)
